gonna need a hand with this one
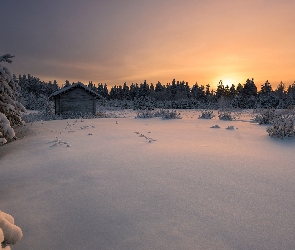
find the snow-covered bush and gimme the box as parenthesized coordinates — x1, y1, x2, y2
(0, 54, 25, 144)
(152, 109, 165, 117)
(135, 109, 182, 119)
(0, 211, 23, 249)
(198, 109, 215, 119)
(252, 108, 276, 124)
(0, 113, 15, 145)
(161, 110, 181, 119)
(266, 114, 295, 138)
(136, 109, 154, 118)
(218, 110, 233, 120)
(95, 111, 110, 118)
(218, 109, 241, 121)
(23, 93, 54, 113)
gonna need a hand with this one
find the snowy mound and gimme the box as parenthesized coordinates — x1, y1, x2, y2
(0, 211, 22, 249)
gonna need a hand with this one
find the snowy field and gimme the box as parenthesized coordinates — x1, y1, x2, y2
(1, 110, 295, 250)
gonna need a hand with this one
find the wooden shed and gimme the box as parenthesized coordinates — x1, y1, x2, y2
(49, 83, 102, 115)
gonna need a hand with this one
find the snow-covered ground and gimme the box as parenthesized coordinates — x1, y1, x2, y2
(1, 110, 295, 250)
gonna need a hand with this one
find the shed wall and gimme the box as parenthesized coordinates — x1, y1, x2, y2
(55, 95, 60, 114)
(56, 87, 96, 115)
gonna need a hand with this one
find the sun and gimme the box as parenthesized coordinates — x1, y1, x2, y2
(213, 76, 240, 89)
(221, 78, 235, 87)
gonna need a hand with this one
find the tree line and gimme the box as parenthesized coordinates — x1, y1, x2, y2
(16, 74, 295, 110)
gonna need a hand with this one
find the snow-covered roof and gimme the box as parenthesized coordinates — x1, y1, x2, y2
(49, 82, 102, 99)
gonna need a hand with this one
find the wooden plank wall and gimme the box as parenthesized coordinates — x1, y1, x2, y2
(56, 87, 96, 115)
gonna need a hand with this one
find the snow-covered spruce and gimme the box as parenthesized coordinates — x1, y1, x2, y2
(0, 54, 25, 145)
(0, 211, 23, 249)
(266, 114, 295, 138)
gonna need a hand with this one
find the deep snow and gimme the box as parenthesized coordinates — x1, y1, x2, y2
(1, 110, 295, 250)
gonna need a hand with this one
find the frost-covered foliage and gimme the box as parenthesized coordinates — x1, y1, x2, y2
(95, 111, 112, 118)
(22, 93, 54, 112)
(0, 211, 23, 249)
(0, 54, 25, 144)
(266, 114, 295, 139)
(0, 113, 15, 145)
(18, 75, 59, 110)
(136, 109, 154, 118)
(135, 109, 182, 119)
(251, 108, 295, 138)
(21, 95, 55, 122)
(102, 99, 134, 110)
(152, 109, 168, 117)
(133, 96, 155, 110)
(218, 110, 233, 120)
(218, 109, 241, 121)
(161, 110, 182, 119)
(252, 108, 276, 125)
(198, 109, 215, 119)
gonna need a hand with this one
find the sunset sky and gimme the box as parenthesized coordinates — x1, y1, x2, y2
(2, 0, 295, 89)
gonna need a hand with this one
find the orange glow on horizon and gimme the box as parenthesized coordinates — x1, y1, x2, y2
(5, 1, 295, 91)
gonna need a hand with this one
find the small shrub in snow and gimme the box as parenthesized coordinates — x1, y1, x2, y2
(218, 109, 241, 121)
(95, 111, 110, 118)
(218, 110, 233, 120)
(198, 109, 215, 119)
(266, 114, 295, 138)
(0, 210, 23, 249)
(252, 108, 276, 124)
(152, 109, 165, 117)
(161, 110, 182, 119)
(136, 109, 154, 118)
(135, 109, 182, 119)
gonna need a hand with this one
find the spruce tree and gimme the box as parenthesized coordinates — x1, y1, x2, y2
(0, 54, 25, 145)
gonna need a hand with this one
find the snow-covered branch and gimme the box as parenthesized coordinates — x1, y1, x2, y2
(0, 54, 14, 64)
(0, 55, 25, 145)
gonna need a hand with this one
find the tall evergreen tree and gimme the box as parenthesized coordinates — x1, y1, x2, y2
(0, 54, 25, 145)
